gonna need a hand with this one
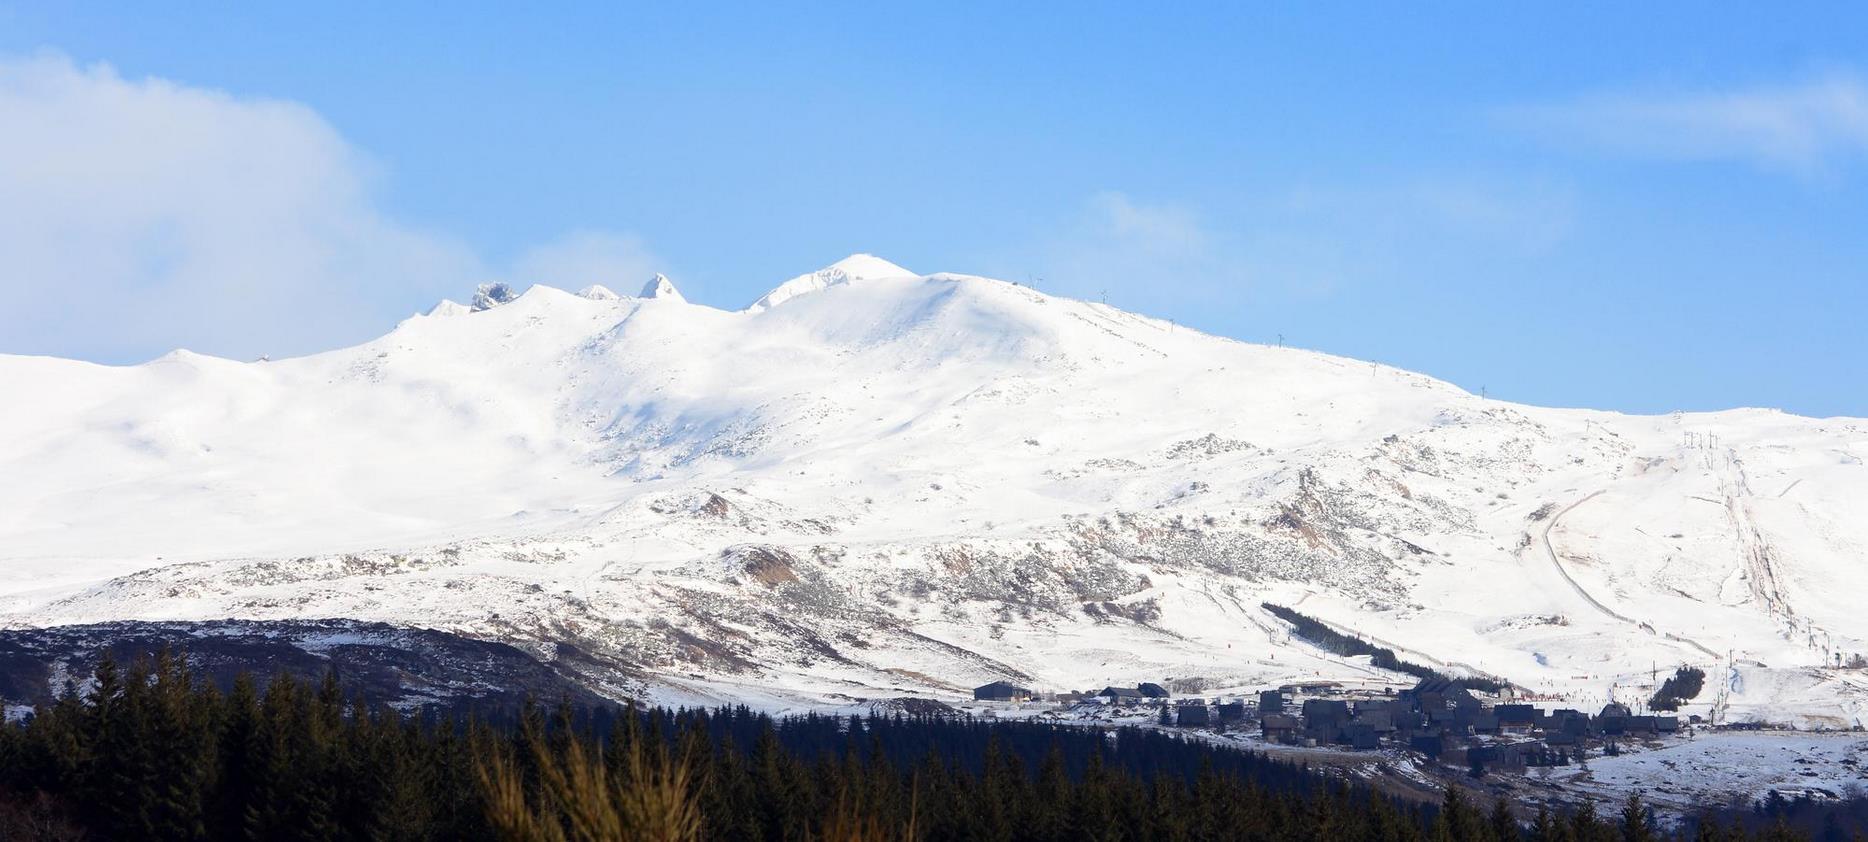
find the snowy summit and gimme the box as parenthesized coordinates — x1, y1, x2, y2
(0, 255, 1864, 728)
(639, 273, 685, 302)
(745, 253, 914, 312)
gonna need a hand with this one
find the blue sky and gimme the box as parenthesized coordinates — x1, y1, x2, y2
(1, 3, 1865, 416)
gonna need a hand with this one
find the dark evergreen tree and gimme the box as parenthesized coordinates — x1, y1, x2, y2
(1622, 791, 1657, 842)
(1492, 796, 1521, 841)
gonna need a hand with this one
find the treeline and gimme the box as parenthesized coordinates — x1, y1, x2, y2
(1261, 602, 1509, 693)
(0, 649, 1846, 840)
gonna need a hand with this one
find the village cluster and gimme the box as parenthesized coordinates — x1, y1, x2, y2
(973, 676, 1686, 775)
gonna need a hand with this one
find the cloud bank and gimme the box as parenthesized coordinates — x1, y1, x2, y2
(1005, 191, 1246, 310)
(0, 53, 659, 364)
(1510, 75, 1868, 175)
(509, 231, 663, 295)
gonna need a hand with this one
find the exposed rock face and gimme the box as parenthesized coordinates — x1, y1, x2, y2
(470, 281, 520, 311)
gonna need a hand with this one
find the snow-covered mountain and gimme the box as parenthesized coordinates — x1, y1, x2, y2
(3, 254, 1865, 724)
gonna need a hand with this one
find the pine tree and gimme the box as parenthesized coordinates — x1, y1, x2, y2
(1490, 796, 1519, 841)
(1076, 746, 1120, 842)
(212, 673, 260, 838)
(1570, 800, 1602, 842)
(244, 673, 303, 841)
(1033, 743, 1071, 842)
(1434, 785, 1479, 842)
(1619, 791, 1655, 842)
(1529, 805, 1560, 842)
(93, 654, 163, 839)
(366, 714, 435, 842)
(145, 647, 213, 840)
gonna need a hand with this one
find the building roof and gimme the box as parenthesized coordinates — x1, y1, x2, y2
(1354, 710, 1395, 731)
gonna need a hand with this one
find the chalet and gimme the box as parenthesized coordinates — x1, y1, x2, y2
(1494, 704, 1538, 727)
(1465, 744, 1528, 775)
(1544, 730, 1580, 748)
(1471, 713, 1501, 735)
(1137, 682, 1171, 699)
(1548, 709, 1589, 738)
(1655, 716, 1681, 734)
(1216, 701, 1248, 723)
(1408, 734, 1445, 758)
(1626, 715, 1658, 736)
(1404, 676, 1480, 713)
(1257, 690, 1285, 715)
(1261, 714, 1301, 742)
(1299, 700, 1349, 743)
(1302, 699, 1351, 724)
(1099, 687, 1145, 704)
(1344, 723, 1381, 750)
(1351, 709, 1395, 734)
(1176, 705, 1212, 727)
(973, 681, 1033, 702)
(1427, 708, 1470, 735)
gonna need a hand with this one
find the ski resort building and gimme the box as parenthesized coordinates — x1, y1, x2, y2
(1098, 686, 1146, 704)
(972, 681, 1033, 702)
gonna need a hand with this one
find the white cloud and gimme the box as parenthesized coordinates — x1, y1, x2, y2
(1282, 177, 1577, 253)
(1085, 191, 1210, 255)
(510, 230, 663, 293)
(1510, 75, 1868, 175)
(988, 180, 1572, 315)
(1003, 191, 1244, 308)
(0, 53, 660, 363)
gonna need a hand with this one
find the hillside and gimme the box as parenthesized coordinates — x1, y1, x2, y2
(2, 255, 1865, 725)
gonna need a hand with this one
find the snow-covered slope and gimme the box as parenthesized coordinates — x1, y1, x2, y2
(2, 255, 1865, 723)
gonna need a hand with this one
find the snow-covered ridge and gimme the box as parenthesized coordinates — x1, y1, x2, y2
(1, 255, 1865, 731)
(638, 274, 684, 302)
(745, 253, 916, 312)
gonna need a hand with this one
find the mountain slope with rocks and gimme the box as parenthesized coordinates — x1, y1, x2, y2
(2, 254, 1865, 724)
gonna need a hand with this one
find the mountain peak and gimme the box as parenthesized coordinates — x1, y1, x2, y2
(823, 253, 913, 279)
(471, 282, 520, 311)
(578, 284, 620, 301)
(424, 299, 472, 318)
(746, 253, 916, 312)
(639, 274, 686, 302)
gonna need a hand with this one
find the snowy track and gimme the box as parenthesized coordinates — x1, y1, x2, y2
(1539, 491, 1630, 624)
(1539, 490, 1721, 662)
